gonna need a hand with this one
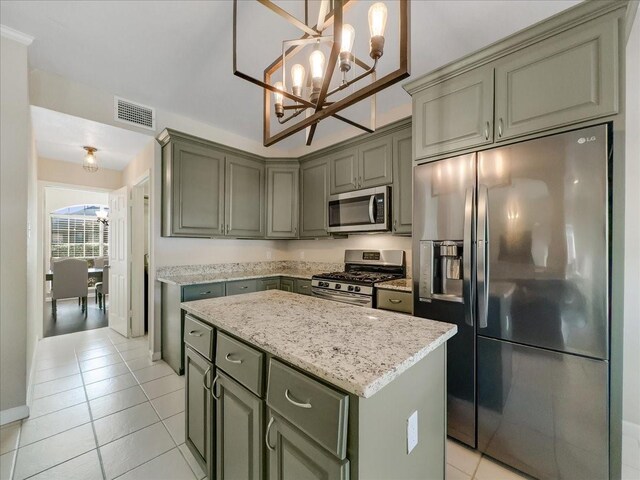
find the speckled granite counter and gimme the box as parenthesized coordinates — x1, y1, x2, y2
(182, 290, 456, 398)
(375, 278, 413, 293)
(157, 260, 342, 286)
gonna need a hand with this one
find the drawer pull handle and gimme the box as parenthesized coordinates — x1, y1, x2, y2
(210, 373, 220, 400)
(225, 353, 243, 364)
(284, 389, 312, 409)
(389, 299, 402, 304)
(202, 367, 212, 392)
(265, 417, 276, 451)
(199, 291, 212, 295)
(188, 330, 203, 337)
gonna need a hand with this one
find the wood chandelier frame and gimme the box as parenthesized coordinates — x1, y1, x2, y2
(232, 0, 410, 147)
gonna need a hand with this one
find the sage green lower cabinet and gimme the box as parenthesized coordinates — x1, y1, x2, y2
(266, 165, 299, 238)
(225, 155, 265, 238)
(226, 279, 258, 296)
(280, 278, 294, 292)
(259, 277, 281, 291)
(392, 128, 413, 234)
(185, 347, 214, 479)
(294, 278, 312, 296)
(266, 410, 350, 480)
(494, 14, 618, 141)
(216, 371, 264, 480)
(300, 157, 330, 238)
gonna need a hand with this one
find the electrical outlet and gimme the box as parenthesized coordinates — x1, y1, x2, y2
(407, 410, 418, 454)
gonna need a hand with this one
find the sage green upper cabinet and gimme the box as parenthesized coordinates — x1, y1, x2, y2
(358, 136, 393, 189)
(328, 148, 358, 194)
(413, 65, 494, 160)
(392, 129, 412, 234)
(163, 139, 225, 237)
(300, 157, 330, 238)
(216, 372, 263, 480)
(225, 155, 265, 238)
(494, 16, 618, 141)
(266, 165, 299, 238)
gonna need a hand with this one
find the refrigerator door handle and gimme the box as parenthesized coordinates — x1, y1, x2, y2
(463, 186, 475, 326)
(477, 184, 490, 328)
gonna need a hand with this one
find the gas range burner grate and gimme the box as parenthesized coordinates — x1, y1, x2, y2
(314, 271, 402, 285)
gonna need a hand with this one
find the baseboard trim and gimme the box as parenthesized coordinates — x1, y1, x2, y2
(150, 350, 161, 361)
(0, 405, 29, 426)
(623, 420, 640, 441)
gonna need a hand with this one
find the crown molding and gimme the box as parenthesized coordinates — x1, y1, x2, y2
(0, 25, 34, 46)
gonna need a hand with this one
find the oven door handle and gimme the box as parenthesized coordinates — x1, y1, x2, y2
(368, 195, 376, 224)
(311, 288, 372, 306)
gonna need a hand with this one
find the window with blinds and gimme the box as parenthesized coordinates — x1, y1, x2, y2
(50, 210, 109, 258)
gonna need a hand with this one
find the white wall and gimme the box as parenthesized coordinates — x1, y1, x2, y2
(0, 35, 30, 421)
(38, 156, 123, 190)
(624, 5, 640, 429)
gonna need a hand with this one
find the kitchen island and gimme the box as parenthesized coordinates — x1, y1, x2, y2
(181, 290, 456, 480)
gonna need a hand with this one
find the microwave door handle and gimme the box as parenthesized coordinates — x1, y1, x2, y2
(368, 195, 376, 223)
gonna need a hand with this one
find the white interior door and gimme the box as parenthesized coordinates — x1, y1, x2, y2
(109, 186, 129, 337)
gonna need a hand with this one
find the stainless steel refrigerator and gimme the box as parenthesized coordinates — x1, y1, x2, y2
(413, 124, 612, 479)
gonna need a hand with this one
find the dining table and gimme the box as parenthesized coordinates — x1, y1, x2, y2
(45, 267, 103, 282)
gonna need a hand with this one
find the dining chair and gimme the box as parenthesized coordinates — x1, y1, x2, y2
(96, 265, 110, 311)
(51, 259, 89, 318)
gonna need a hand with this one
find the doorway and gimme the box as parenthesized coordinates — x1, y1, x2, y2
(130, 174, 150, 337)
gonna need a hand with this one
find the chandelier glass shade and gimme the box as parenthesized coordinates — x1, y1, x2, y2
(232, 0, 410, 146)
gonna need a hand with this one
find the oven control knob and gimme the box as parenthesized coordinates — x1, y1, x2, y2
(347, 285, 354, 292)
(354, 286, 361, 292)
(322, 282, 328, 287)
(335, 284, 341, 289)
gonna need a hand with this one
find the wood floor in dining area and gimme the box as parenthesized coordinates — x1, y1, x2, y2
(44, 297, 108, 338)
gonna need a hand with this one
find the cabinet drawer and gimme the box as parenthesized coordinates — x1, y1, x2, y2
(182, 283, 225, 302)
(184, 315, 214, 361)
(294, 278, 312, 296)
(267, 360, 348, 459)
(216, 332, 264, 397)
(226, 279, 258, 296)
(376, 289, 413, 314)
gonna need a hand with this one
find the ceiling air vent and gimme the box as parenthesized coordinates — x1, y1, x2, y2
(114, 96, 155, 131)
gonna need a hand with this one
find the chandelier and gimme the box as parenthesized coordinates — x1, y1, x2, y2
(83, 146, 99, 173)
(233, 0, 410, 146)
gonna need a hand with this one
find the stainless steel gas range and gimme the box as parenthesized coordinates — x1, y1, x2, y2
(311, 250, 405, 307)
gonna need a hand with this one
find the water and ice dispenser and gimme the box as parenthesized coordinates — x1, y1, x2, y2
(419, 240, 465, 303)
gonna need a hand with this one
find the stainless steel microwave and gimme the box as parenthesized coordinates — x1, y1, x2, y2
(327, 186, 390, 233)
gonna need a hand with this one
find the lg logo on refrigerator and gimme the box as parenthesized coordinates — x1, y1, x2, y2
(577, 136, 597, 144)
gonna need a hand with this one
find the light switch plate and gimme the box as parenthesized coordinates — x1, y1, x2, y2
(407, 410, 418, 454)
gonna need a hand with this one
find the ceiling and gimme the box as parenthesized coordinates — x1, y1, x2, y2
(2, 1, 581, 152)
(31, 106, 152, 170)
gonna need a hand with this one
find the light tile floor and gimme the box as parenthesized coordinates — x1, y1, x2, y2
(2, 326, 638, 479)
(0, 327, 201, 480)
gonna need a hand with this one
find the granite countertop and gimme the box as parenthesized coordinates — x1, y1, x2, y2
(376, 278, 413, 293)
(182, 290, 456, 398)
(157, 268, 314, 286)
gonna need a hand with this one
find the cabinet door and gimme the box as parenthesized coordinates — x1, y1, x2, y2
(280, 278, 294, 292)
(267, 412, 349, 480)
(300, 158, 330, 238)
(167, 141, 225, 237)
(358, 136, 393, 189)
(259, 277, 281, 291)
(216, 372, 263, 480)
(185, 347, 214, 478)
(413, 65, 493, 160)
(494, 16, 618, 141)
(294, 278, 312, 296)
(266, 165, 299, 238)
(392, 129, 413, 234)
(225, 155, 265, 238)
(328, 148, 358, 194)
